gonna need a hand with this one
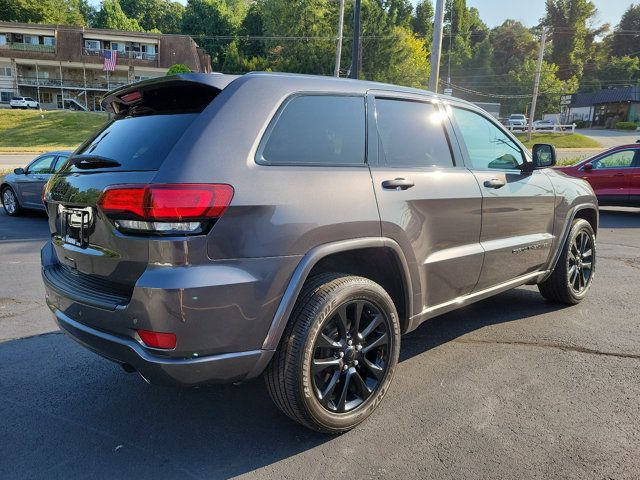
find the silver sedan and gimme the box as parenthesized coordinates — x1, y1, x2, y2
(1, 151, 71, 216)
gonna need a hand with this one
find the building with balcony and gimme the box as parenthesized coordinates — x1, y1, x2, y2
(0, 21, 212, 110)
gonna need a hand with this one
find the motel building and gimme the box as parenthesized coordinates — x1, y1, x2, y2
(0, 21, 212, 110)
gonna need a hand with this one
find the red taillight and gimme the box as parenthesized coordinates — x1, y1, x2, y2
(137, 329, 177, 349)
(98, 184, 233, 225)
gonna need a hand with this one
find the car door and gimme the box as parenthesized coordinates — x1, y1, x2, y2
(447, 105, 555, 291)
(15, 154, 56, 208)
(581, 149, 634, 204)
(367, 92, 484, 310)
(630, 149, 640, 205)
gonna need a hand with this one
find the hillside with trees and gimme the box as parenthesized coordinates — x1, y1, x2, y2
(1, 0, 639, 115)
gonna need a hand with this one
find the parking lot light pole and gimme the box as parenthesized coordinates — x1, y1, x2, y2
(350, 0, 361, 79)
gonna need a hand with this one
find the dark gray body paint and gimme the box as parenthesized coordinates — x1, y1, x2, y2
(41, 72, 598, 386)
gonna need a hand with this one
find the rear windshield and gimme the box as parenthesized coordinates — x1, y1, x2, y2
(68, 113, 197, 172)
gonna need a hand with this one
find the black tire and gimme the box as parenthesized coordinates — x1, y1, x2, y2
(265, 273, 401, 433)
(1, 186, 22, 216)
(538, 218, 596, 304)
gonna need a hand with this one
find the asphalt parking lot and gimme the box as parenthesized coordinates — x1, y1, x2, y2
(0, 207, 639, 479)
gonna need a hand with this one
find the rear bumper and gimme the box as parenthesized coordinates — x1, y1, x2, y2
(51, 304, 274, 386)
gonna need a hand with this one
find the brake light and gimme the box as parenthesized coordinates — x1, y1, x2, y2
(137, 329, 176, 349)
(98, 184, 233, 234)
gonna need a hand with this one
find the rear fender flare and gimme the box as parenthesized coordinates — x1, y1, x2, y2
(261, 237, 414, 351)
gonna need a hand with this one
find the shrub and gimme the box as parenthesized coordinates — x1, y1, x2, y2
(574, 120, 590, 128)
(615, 121, 638, 130)
(166, 64, 192, 75)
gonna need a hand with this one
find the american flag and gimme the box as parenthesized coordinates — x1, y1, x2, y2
(103, 50, 117, 72)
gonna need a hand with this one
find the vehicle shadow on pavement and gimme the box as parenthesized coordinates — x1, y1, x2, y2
(0, 288, 564, 479)
(598, 208, 640, 229)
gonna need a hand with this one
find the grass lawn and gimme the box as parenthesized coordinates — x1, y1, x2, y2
(515, 132, 601, 149)
(0, 110, 107, 152)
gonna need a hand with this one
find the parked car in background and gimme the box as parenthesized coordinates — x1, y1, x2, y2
(41, 73, 597, 434)
(555, 144, 640, 206)
(533, 119, 556, 130)
(1, 151, 71, 216)
(506, 113, 527, 130)
(9, 96, 40, 109)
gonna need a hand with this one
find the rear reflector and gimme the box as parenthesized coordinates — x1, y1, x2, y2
(97, 184, 233, 234)
(137, 329, 177, 349)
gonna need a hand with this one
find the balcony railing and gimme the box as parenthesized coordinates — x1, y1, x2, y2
(82, 48, 157, 61)
(0, 42, 56, 53)
(17, 76, 128, 90)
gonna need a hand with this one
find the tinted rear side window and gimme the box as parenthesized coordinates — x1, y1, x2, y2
(374, 98, 454, 168)
(258, 95, 365, 165)
(69, 113, 197, 172)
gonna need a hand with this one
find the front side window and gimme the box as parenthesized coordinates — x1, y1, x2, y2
(258, 95, 366, 166)
(452, 107, 525, 170)
(591, 150, 636, 169)
(52, 155, 69, 172)
(28, 155, 55, 174)
(374, 98, 453, 168)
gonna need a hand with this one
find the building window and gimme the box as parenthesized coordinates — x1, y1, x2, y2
(41, 92, 52, 103)
(0, 34, 7, 46)
(1, 92, 13, 102)
(110, 42, 125, 52)
(23, 35, 39, 45)
(0, 66, 11, 76)
(85, 39, 100, 51)
(43, 37, 55, 46)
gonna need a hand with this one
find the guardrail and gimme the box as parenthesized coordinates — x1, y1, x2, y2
(17, 76, 127, 90)
(507, 124, 577, 134)
(0, 42, 55, 53)
(82, 48, 157, 61)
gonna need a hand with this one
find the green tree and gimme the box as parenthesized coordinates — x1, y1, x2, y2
(385, 0, 413, 28)
(79, 0, 97, 26)
(95, 0, 143, 31)
(182, 0, 238, 68)
(542, 0, 598, 80)
(0, 0, 86, 25)
(167, 63, 192, 75)
(580, 55, 640, 91)
(120, 0, 185, 33)
(489, 20, 538, 75)
(503, 59, 579, 116)
(411, 0, 433, 39)
(611, 4, 640, 57)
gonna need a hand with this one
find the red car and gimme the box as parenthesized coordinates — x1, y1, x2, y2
(556, 144, 640, 207)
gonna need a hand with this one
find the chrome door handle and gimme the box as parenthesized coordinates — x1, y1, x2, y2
(484, 178, 505, 189)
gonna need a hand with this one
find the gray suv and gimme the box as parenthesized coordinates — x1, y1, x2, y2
(41, 73, 598, 433)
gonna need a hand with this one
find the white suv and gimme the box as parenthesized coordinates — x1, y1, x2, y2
(10, 96, 40, 109)
(506, 113, 528, 130)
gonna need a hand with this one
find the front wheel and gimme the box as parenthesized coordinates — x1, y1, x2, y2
(538, 218, 596, 304)
(2, 187, 22, 216)
(265, 273, 400, 433)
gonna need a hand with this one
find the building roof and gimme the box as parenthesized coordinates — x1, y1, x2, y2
(572, 87, 640, 107)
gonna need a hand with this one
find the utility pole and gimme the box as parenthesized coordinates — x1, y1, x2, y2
(350, 0, 361, 79)
(334, 0, 345, 77)
(527, 30, 547, 142)
(428, 0, 446, 93)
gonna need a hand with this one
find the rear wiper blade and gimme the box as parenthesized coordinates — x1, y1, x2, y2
(68, 155, 121, 169)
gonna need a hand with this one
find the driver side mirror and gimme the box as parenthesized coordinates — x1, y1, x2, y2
(583, 163, 593, 172)
(13, 167, 25, 175)
(531, 143, 556, 169)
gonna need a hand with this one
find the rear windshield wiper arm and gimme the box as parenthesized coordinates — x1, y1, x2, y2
(67, 155, 121, 169)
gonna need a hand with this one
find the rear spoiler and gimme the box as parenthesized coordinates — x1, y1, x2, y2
(102, 73, 241, 117)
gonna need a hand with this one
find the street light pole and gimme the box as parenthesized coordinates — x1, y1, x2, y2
(527, 30, 547, 142)
(334, 0, 345, 77)
(350, 0, 361, 79)
(428, 0, 446, 93)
